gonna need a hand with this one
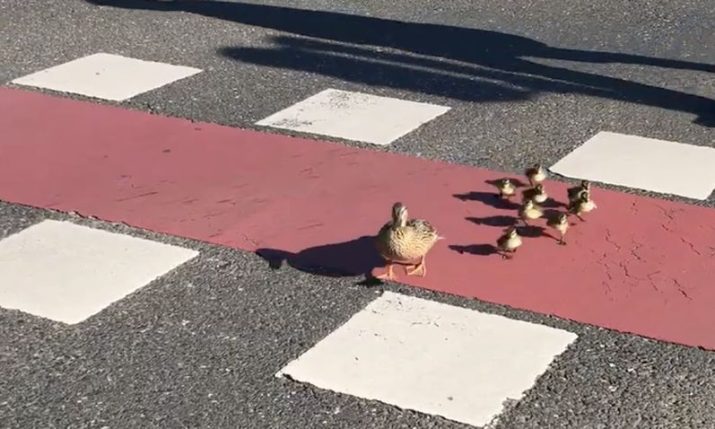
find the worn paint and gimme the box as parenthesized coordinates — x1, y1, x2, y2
(255, 88, 451, 145)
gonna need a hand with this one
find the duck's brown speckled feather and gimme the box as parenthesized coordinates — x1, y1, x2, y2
(376, 218, 440, 263)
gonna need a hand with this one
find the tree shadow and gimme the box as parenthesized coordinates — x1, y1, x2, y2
(256, 235, 385, 280)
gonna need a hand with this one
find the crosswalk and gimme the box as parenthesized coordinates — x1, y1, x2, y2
(10, 53, 202, 102)
(8, 52, 715, 200)
(0, 220, 198, 324)
(255, 88, 451, 146)
(2, 51, 715, 427)
(276, 292, 577, 427)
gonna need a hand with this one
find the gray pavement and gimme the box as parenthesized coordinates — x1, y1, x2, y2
(2, 1, 713, 204)
(2, 202, 715, 429)
(2, 202, 715, 428)
(1, 0, 715, 427)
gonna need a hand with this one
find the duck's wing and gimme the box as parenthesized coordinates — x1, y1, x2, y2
(406, 218, 436, 233)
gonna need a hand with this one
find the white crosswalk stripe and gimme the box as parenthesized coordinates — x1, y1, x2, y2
(10, 52, 202, 102)
(0, 219, 198, 324)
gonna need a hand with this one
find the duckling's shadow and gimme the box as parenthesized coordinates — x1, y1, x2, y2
(256, 235, 385, 283)
(541, 198, 567, 209)
(466, 215, 516, 227)
(484, 178, 530, 188)
(453, 191, 521, 210)
(515, 224, 546, 238)
(450, 225, 544, 258)
(542, 208, 564, 218)
(449, 243, 498, 256)
(465, 216, 544, 237)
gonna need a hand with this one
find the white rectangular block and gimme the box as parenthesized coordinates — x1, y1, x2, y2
(277, 292, 577, 427)
(10, 53, 202, 101)
(256, 88, 451, 145)
(0, 220, 199, 324)
(550, 131, 715, 200)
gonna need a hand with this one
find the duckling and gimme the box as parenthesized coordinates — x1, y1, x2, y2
(496, 226, 522, 259)
(546, 211, 569, 245)
(525, 164, 547, 187)
(518, 199, 544, 226)
(374, 202, 442, 280)
(494, 178, 516, 199)
(568, 190, 597, 221)
(567, 180, 590, 203)
(521, 183, 548, 204)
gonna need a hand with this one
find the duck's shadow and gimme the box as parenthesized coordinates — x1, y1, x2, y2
(256, 235, 386, 285)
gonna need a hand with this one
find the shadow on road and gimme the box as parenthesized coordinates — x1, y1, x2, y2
(86, 0, 715, 127)
(256, 235, 385, 280)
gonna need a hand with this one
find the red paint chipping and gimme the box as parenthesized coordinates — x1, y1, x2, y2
(1, 87, 714, 348)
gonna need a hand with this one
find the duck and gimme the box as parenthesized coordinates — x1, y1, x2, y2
(546, 211, 570, 245)
(521, 183, 548, 204)
(518, 199, 544, 226)
(496, 226, 523, 259)
(494, 178, 516, 199)
(568, 190, 597, 221)
(525, 164, 547, 187)
(374, 202, 442, 280)
(567, 180, 591, 203)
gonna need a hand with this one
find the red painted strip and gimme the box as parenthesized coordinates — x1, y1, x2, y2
(1, 87, 714, 348)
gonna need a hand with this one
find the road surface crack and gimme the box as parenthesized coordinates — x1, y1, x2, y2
(680, 237, 702, 256)
(604, 228, 622, 251)
(673, 278, 692, 300)
(629, 240, 646, 262)
(659, 223, 674, 233)
(242, 234, 259, 247)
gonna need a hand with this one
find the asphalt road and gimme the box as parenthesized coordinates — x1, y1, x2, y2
(2, 0, 714, 199)
(2, 202, 715, 429)
(1, 0, 715, 428)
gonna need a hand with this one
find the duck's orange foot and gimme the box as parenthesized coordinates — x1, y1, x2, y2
(374, 264, 397, 281)
(405, 258, 427, 277)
